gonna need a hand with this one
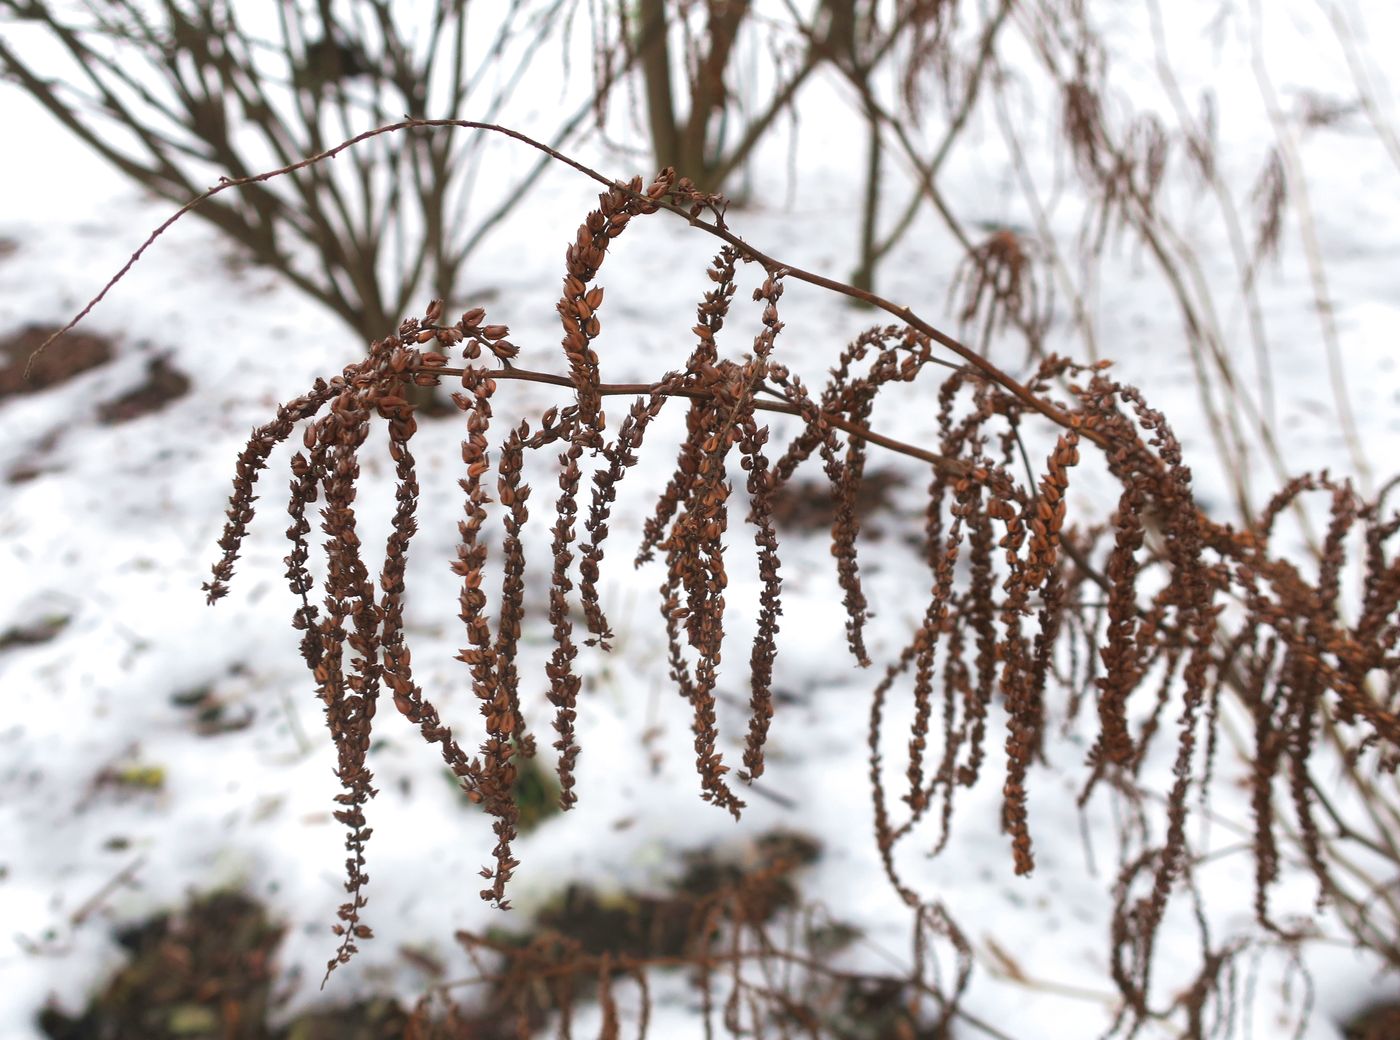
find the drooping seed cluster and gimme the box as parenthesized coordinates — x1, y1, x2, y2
(206, 173, 1400, 1030)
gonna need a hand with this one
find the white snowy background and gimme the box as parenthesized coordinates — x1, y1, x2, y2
(2, 1, 1399, 1037)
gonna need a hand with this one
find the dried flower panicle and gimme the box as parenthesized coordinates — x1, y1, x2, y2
(558, 168, 676, 447)
(202, 171, 1400, 1033)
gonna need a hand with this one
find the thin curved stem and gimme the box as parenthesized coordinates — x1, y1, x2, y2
(25, 118, 1087, 444)
(440, 365, 976, 477)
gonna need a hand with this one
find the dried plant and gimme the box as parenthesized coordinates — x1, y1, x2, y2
(36, 120, 1400, 1037)
(426, 837, 984, 1040)
(947, 227, 1050, 360)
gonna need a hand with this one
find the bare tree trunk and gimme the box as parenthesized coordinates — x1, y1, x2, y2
(639, 0, 680, 175)
(852, 95, 882, 298)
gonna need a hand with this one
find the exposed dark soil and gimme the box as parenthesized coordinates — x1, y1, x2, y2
(7, 463, 47, 484)
(770, 467, 905, 537)
(38, 892, 283, 1040)
(0, 614, 70, 653)
(170, 682, 256, 737)
(96, 355, 191, 424)
(1346, 1003, 1400, 1040)
(0, 325, 114, 400)
(525, 830, 822, 961)
(32, 832, 933, 1040)
(35, 892, 483, 1040)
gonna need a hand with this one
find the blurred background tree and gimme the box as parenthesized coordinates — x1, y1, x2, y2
(0, 0, 617, 347)
(0, 0, 1007, 344)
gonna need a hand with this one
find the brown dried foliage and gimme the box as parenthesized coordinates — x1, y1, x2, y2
(432, 834, 973, 1040)
(948, 227, 1050, 360)
(182, 145, 1400, 1032)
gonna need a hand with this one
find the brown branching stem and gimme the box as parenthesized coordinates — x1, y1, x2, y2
(25, 118, 1076, 439)
(440, 364, 973, 477)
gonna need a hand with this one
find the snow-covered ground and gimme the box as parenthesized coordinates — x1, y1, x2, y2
(3, 2, 1400, 1037)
